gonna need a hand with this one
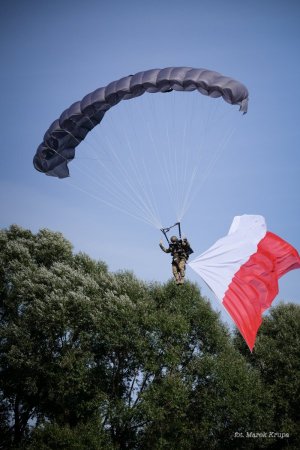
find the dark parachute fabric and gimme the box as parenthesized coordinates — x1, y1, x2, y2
(33, 67, 249, 178)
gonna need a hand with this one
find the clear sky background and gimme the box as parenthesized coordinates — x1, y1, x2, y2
(1, 0, 299, 324)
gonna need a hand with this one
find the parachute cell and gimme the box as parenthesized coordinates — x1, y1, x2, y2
(33, 67, 249, 178)
(189, 215, 300, 351)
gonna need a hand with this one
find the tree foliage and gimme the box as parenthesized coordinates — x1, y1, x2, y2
(234, 303, 300, 449)
(0, 225, 298, 449)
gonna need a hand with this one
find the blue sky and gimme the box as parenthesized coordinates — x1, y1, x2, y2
(1, 0, 299, 322)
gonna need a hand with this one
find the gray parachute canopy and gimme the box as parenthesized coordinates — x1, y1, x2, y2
(33, 67, 249, 178)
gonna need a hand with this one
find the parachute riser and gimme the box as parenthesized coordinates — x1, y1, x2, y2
(160, 222, 181, 244)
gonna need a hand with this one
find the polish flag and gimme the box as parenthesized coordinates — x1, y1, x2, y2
(189, 215, 300, 351)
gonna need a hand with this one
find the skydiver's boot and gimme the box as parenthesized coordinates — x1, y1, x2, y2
(174, 272, 181, 285)
(176, 273, 183, 285)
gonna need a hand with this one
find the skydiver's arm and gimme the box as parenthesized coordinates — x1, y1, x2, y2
(159, 240, 171, 253)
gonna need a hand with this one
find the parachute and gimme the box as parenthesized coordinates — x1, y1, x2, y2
(189, 215, 300, 351)
(33, 67, 248, 179)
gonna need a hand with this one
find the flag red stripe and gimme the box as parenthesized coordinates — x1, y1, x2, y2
(223, 232, 300, 351)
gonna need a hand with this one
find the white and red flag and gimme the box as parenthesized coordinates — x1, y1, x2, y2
(189, 215, 300, 351)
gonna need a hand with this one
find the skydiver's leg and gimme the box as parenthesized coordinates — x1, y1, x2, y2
(178, 259, 186, 284)
(172, 262, 180, 284)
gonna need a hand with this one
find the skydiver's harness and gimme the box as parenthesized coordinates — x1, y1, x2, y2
(160, 222, 194, 261)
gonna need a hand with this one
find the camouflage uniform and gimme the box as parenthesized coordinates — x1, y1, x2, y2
(159, 238, 192, 285)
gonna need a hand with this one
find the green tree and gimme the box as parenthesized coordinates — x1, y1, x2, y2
(28, 420, 112, 450)
(0, 225, 109, 447)
(138, 283, 271, 450)
(0, 225, 280, 449)
(234, 303, 300, 449)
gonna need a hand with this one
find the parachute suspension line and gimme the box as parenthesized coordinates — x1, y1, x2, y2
(178, 109, 189, 221)
(96, 111, 163, 229)
(177, 93, 198, 222)
(171, 92, 185, 218)
(146, 120, 176, 220)
(168, 93, 180, 215)
(58, 91, 240, 229)
(65, 130, 162, 227)
(65, 123, 163, 229)
(35, 134, 156, 227)
(104, 132, 158, 225)
(153, 93, 183, 218)
(130, 95, 169, 228)
(66, 177, 159, 228)
(49, 97, 239, 228)
(122, 133, 162, 229)
(122, 103, 163, 227)
(107, 111, 162, 228)
(166, 122, 178, 209)
(175, 93, 186, 219)
(76, 138, 147, 213)
(71, 159, 158, 227)
(162, 92, 220, 222)
(149, 96, 180, 220)
(143, 92, 208, 223)
(42, 115, 177, 229)
(34, 66, 249, 229)
(90, 132, 162, 229)
(176, 97, 239, 221)
(178, 123, 237, 220)
(176, 95, 219, 221)
(149, 118, 174, 210)
(158, 92, 205, 222)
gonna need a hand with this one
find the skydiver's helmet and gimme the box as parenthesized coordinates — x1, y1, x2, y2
(170, 236, 178, 243)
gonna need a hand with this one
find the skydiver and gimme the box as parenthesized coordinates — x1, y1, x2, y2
(159, 236, 193, 285)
